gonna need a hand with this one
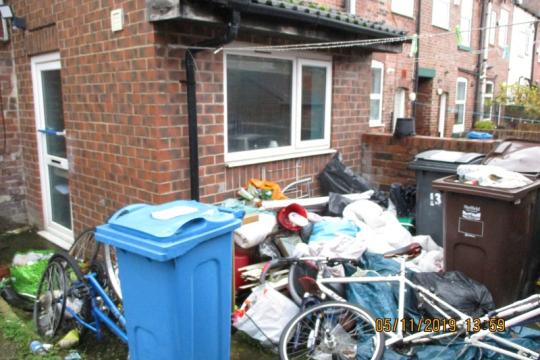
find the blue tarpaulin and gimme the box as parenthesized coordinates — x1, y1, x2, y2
(346, 253, 540, 359)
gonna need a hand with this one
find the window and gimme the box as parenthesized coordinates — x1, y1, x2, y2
(498, 9, 509, 47)
(370, 60, 384, 127)
(488, 10, 497, 45)
(432, 0, 450, 30)
(460, 0, 473, 47)
(391, 0, 414, 17)
(225, 52, 332, 163)
(483, 81, 494, 120)
(454, 77, 467, 132)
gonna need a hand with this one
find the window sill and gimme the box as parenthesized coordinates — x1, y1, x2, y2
(369, 123, 385, 128)
(225, 148, 336, 168)
(391, 11, 414, 19)
(458, 45, 472, 52)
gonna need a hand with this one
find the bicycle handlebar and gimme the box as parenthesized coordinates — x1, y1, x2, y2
(258, 256, 360, 284)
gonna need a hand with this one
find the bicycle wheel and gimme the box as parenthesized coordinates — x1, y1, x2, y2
(34, 256, 67, 339)
(69, 228, 99, 267)
(104, 244, 122, 300)
(279, 301, 384, 360)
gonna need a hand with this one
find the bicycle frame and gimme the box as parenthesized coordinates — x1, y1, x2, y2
(65, 273, 128, 344)
(306, 256, 540, 360)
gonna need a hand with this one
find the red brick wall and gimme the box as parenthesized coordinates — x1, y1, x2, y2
(156, 23, 373, 205)
(360, 133, 497, 188)
(0, 36, 25, 223)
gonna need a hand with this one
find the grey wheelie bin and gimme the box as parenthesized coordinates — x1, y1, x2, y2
(409, 150, 484, 245)
(95, 200, 241, 360)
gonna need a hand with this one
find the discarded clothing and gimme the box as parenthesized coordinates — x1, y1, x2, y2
(308, 218, 359, 243)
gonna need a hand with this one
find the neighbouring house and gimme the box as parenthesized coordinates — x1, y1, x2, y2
(0, 0, 408, 248)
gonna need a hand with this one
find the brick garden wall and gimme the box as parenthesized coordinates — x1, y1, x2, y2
(0, 37, 25, 224)
(360, 133, 497, 188)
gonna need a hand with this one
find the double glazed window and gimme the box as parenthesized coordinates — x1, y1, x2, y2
(432, 0, 451, 30)
(483, 81, 494, 120)
(391, 0, 414, 18)
(455, 78, 468, 127)
(225, 53, 331, 163)
(499, 9, 509, 48)
(460, 0, 473, 47)
(369, 60, 384, 126)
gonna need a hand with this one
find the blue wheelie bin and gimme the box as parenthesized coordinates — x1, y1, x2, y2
(95, 200, 241, 360)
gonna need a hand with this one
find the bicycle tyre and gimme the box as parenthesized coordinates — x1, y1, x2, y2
(69, 228, 100, 266)
(34, 255, 68, 339)
(104, 244, 122, 300)
(279, 301, 384, 360)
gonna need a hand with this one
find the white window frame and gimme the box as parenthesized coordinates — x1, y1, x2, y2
(460, 0, 473, 47)
(432, 0, 451, 30)
(498, 9, 509, 48)
(489, 10, 497, 45)
(391, 0, 414, 18)
(223, 50, 333, 165)
(369, 60, 384, 127)
(483, 81, 494, 120)
(453, 77, 467, 133)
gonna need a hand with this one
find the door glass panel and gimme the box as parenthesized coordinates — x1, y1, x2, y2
(301, 66, 326, 141)
(42, 70, 66, 158)
(48, 166, 71, 229)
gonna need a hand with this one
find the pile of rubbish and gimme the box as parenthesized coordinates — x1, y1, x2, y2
(0, 250, 53, 311)
(224, 154, 540, 358)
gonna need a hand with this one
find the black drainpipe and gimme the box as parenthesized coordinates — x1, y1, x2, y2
(531, 21, 538, 84)
(185, 10, 240, 201)
(472, 0, 488, 129)
(412, 0, 421, 119)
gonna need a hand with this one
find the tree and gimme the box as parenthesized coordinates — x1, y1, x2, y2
(493, 83, 540, 120)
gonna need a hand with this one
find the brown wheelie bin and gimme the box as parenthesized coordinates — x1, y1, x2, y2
(433, 174, 540, 307)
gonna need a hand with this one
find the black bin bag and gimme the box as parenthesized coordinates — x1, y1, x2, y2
(319, 153, 371, 195)
(411, 271, 496, 319)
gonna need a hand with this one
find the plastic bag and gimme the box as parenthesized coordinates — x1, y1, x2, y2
(318, 153, 372, 195)
(233, 285, 299, 346)
(411, 271, 496, 318)
(10, 251, 53, 296)
(326, 192, 353, 217)
(389, 183, 416, 218)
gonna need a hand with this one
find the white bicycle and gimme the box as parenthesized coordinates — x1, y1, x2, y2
(262, 244, 540, 360)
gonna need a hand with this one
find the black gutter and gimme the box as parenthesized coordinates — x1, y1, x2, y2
(185, 10, 240, 201)
(222, 0, 407, 38)
(412, 0, 421, 119)
(473, 0, 488, 128)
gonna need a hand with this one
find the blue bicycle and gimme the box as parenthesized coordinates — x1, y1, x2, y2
(33, 251, 127, 343)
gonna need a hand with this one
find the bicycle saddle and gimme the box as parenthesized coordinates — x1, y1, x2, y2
(383, 242, 422, 259)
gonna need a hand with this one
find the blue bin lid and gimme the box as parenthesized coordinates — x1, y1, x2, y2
(95, 201, 241, 261)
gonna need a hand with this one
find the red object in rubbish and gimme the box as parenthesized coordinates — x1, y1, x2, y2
(277, 203, 308, 232)
(0, 265, 9, 280)
(234, 254, 250, 290)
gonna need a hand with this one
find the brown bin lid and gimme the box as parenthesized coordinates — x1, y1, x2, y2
(432, 175, 540, 202)
(483, 140, 540, 176)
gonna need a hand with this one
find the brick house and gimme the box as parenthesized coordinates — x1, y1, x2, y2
(363, 0, 521, 137)
(0, 0, 410, 248)
(0, 0, 536, 249)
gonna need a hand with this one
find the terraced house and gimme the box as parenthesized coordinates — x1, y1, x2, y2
(0, 0, 537, 248)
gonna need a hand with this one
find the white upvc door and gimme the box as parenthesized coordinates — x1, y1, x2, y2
(438, 93, 448, 138)
(392, 88, 406, 132)
(31, 52, 73, 249)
